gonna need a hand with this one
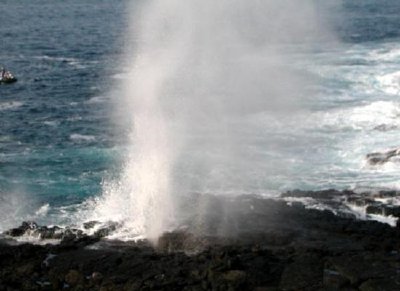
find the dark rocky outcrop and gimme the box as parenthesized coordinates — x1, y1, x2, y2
(366, 148, 400, 165)
(0, 191, 399, 290)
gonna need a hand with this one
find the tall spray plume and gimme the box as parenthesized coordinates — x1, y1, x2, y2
(89, 0, 336, 240)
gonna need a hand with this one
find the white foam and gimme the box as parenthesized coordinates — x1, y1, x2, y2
(66, 116, 83, 122)
(376, 71, 400, 95)
(70, 134, 96, 142)
(367, 46, 400, 62)
(85, 96, 108, 104)
(283, 197, 338, 214)
(346, 203, 398, 227)
(34, 55, 78, 63)
(43, 120, 59, 127)
(0, 101, 23, 111)
(35, 204, 50, 217)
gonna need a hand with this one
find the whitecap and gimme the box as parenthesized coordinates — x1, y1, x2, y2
(43, 120, 59, 127)
(70, 134, 96, 142)
(376, 71, 400, 95)
(367, 46, 400, 62)
(66, 116, 83, 122)
(345, 202, 398, 227)
(33, 55, 78, 63)
(312, 101, 400, 131)
(0, 101, 23, 111)
(85, 96, 108, 104)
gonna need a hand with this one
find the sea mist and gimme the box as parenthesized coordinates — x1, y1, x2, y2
(89, 0, 336, 241)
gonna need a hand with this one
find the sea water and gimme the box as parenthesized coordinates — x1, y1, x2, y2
(1, 0, 400, 234)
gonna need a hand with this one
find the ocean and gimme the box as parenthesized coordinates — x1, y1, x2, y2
(1, 0, 400, 236)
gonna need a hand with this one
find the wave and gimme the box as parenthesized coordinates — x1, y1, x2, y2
(43, 120, 59, 127)
(367, 45, 400, 62)
(0, 192, 46, 233)
(311, 101, 400, 131)
(84, 96, 109, 104)
(376, 71, 400, 95)
(33, 55, 78, 63)
(33, 55, 88, 69)
(70, 134, 96, 142)
(0, 101, 23, 111)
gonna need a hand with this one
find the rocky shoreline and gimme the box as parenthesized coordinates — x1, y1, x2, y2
(1, 190, 399, 290)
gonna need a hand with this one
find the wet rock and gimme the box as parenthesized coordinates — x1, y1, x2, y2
(366, 204, 385, 215)
(93, 222, 120, 238)
(60, 228, 85, 243)
(346, 196, 375, 207)
(383, 206, 400, 217)
(366, 204, 400, 217)
(35, 226, 63, 239)
(83, 221, 101, 230)
(4, 221, 38, 237)
(282, 189, 345, 200)
(373, 124, 398, 132)
(366, 148, 400, 165)
(377, 190, 399, 197)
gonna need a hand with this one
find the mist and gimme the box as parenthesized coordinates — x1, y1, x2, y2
(90, 0, 338, 241)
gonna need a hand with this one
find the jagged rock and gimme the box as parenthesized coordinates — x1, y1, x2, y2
(373, 124, 398, 132)
(366, 204, 400, 217)
(282, 189, 346, 199)
(366, 148, 400, 165)
(346, 197, 375, 207)
(93, 222, 119, 238)
(35, 226, 63, 239)
(83, 221, 101, 230)
(0, 193, 399, 290)
(377, 190, 399, 197)
(4, 221, 38, 237)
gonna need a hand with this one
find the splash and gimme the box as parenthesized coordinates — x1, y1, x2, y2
(89, 0, 336, 240)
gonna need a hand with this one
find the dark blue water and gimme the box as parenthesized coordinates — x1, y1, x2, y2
(336, 0, 400, 43)
(0, 0, 128, 222)
(2, 0, 400, 231)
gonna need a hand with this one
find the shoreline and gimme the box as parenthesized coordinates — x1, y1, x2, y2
(1, 190, 399, 290)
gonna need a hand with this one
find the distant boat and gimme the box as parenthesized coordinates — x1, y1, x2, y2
(0, 70, 17, 84)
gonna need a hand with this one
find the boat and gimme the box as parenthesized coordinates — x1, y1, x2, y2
(0, 71, 17, 84)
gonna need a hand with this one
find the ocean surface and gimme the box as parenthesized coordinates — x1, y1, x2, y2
(1, 0, 400, 233)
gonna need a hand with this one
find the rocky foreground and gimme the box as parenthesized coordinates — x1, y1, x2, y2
(1, 190, 400, 291)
